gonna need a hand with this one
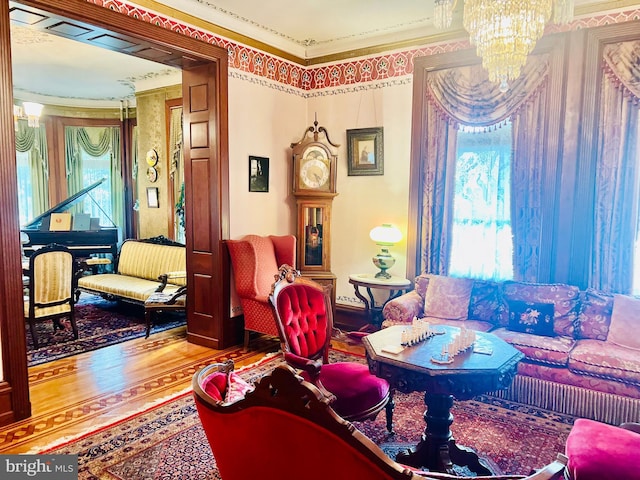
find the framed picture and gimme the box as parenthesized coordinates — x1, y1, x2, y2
(147, 187, 159, 208)
(347, 127, 384, 176)
(249, 155, 269, 192)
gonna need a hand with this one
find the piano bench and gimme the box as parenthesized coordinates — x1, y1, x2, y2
(144, 287, 187, 338)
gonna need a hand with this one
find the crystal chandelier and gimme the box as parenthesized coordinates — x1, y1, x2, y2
(13, 102, 44, 129)
(433, 0, 573, 90)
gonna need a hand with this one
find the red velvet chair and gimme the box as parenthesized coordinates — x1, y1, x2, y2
(226, 234, 296, 350)
(564, 418, 640, 480)
(192, 362, 568, 480)
(269, 264, 393, 431)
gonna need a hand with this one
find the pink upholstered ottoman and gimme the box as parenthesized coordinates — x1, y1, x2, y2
(566, 418, 640, 479)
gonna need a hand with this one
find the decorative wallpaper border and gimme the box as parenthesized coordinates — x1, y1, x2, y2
(98, 0, 639, 92)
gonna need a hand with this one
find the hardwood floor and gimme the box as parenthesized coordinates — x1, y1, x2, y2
(0, 326, 280, 454)
(0, 325, 365, 454)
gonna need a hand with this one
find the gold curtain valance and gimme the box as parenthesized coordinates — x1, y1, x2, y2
(426, 54, 550, 129)
(603, 40, 640, 103)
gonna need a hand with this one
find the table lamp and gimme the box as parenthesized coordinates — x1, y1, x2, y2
(369, 224, 402, 279)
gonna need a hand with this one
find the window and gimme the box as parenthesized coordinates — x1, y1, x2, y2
(449, 122, 514, 281)
(78, 149, 114, 226)
(65, 126, 124, 234)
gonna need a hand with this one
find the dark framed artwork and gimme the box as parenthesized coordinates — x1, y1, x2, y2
(347, 127, 384, 176)
(146, 187, 159, 208)
(249, 155, 269, 192)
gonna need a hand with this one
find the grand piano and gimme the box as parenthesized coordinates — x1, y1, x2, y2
(21, 178, 119, 261)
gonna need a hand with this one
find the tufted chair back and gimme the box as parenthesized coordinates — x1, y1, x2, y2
(270, 265, 393, 428)
(226, 234, 296, 350)
(271, 268, 332, 364)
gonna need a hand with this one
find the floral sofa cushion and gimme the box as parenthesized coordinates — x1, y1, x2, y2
(501, 281, 580, 337)
(492, 327, 575, 366)
(423, 275, 473, 319)
(607, 294, 640, 350)
(412, 274, 501, 323)
(568, 339, 640, 387)
(576, 288, 613, 341)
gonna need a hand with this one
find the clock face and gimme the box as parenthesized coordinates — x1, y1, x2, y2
(299, 145, 331, 190)
(301, 158, 330, 189)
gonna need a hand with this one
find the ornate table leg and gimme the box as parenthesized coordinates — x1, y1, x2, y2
(396, 393, 492, 476)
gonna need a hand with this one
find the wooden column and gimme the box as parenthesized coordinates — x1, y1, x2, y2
(0, 0, 31, 424)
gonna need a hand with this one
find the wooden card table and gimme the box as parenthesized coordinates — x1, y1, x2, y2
(362, 325, 524, 476)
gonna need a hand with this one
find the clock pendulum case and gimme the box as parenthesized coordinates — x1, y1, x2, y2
(290, 118, 338, 311)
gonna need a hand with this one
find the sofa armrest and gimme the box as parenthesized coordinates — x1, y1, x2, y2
(156, 270, 187, 292)
(382, 290, 424, 325)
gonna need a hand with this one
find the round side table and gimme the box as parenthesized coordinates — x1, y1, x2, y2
(348, 273, 411, 331)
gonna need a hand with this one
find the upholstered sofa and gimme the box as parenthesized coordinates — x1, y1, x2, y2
(382, 274, 640, 425)
(77, 237, 186, 305)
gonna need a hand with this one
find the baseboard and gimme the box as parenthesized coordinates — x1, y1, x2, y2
(334, 304, 367, 331)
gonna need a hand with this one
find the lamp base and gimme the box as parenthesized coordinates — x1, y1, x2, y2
(374, 269, 392, 279)
(372, 249, 395, 280)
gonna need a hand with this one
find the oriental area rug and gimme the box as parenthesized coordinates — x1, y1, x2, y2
(35, 349, 575, 479)
(27, 294, 186, 366)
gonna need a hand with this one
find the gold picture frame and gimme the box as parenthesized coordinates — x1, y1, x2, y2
(347, 127, 384, 176)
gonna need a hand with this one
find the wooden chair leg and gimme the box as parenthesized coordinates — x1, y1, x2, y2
(28, 318, 39, 349)
(385, 389, 395, 434)
(69, 311, 78, 340)
(145, 309, 153, 338)
(243, 330, 250, 351)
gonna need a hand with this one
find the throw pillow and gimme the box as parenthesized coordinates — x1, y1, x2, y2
(607, 294, 640, 350)
(423, 275, 473, 320)
(224, 372, 255, 404)
(507, 300, 555, 337)
(200, 371, 227, 402)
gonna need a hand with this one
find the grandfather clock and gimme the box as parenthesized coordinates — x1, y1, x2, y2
(290, 119, 338, 310)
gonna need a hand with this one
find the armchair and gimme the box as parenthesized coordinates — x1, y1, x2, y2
(24, 243, 78, 348)
(226, 234, 296, 349)
(193, 362, 568, 480)
(270, 264, 393, 430)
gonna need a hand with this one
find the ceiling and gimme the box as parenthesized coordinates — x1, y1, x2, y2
(9, 0, 640, 108)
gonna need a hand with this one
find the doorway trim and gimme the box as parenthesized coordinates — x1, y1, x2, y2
(0, 0, 231, 423)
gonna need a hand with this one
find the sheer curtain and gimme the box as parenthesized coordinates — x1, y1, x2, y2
(65, 126, 124, 231)
(449, 124, 513, 280)
(419, 56, 550, 280)
(15, 120, 48, 224)
(593, 40, 640, 293)
(169, 106, 185, 243)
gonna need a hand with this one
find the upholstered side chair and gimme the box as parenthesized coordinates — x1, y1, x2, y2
(24, 243, 78, 348)
(269, 264, 393, 431)
(226, 234, 296, 350)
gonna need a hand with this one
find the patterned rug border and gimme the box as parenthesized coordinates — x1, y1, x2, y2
(30, 351, 283, 455)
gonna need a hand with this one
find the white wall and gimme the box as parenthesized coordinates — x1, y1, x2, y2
(307, 80, 413, 305)
(228, 71, 414, 307)
(228, 73, 306, 238)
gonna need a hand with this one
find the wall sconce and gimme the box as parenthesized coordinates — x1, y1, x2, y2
(369, 224, 402, 279)
(14, 102, 44, 129)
